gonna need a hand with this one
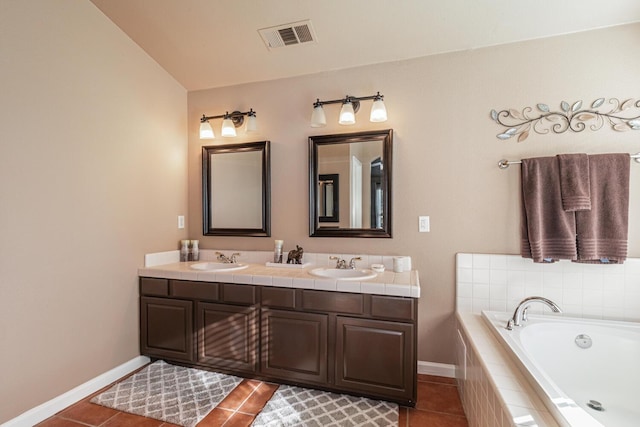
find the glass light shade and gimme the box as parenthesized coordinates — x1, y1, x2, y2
(246, 114, 258, 132)
(221, 118, 237, 137)
(199, 121, 215, 139)
(310, 105, 327, 127)
(369, 99, 388, 122)
(338, 102, 356, 125)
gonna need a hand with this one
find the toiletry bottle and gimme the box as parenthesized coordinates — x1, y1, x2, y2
(180, 240, 189, 262)
(274, 240, 284, 263)
(191, 240, 199, 262)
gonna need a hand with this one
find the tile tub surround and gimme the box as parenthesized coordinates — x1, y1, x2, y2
(140, 249, 420, 298)
(456, 253, 640, 321)
(456, 312, 559, 427)
(455, 253, 640, 427)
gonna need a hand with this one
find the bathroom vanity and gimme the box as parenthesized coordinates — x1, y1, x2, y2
(138, 262, 418, 406)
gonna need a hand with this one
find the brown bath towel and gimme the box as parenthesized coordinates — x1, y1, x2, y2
(575, 153, 630, 264)
(557, 153, 591, 211)
(521, 156, 578, 262)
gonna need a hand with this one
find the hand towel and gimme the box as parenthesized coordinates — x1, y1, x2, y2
(521, 156, 578, 263)
(557, 153, 591, 211)
(575, 153, 630, 264)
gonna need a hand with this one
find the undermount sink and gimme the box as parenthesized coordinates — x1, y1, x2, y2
(309, 268, 377, 281)
(190, 262, 248, 272)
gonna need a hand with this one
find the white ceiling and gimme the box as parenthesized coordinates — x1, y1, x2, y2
(90, 0, 640, 91)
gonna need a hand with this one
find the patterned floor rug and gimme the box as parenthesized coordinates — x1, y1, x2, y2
(91, 360, 242, 427)
(251, 384, 399, 427)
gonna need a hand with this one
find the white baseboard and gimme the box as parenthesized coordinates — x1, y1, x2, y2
(417, 360, 456, 378)
(2, 355, 150, 427)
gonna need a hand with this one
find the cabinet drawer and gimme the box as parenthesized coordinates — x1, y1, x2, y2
(222, 284, 256, 305)
(140, 278, 169, 296)
(261, 287, 296, 309)
(302, 290, 363, 315)
(171, 280, 219, 301)
(371, 296, 415, 321)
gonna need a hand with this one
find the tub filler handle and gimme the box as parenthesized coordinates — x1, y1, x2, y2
(506, 296, 562, 330)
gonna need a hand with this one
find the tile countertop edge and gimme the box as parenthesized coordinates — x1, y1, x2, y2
(138, 262, 421, 298)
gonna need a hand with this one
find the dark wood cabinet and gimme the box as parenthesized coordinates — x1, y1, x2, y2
(140, 296, 194, 362)
(261, 309, 328, 384)
(139, 277, 417, 406)
(335, 316, 414, 401)
(197, 302, 258, 373)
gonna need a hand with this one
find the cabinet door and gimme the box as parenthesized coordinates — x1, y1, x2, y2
(261, 309, 328, 384)
(335, 317, 415, 403)
(197, 302, 258, 373)
(140, 296, 194, 362)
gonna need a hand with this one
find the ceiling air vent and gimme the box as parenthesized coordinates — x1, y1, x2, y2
(258, 20, 317, 50)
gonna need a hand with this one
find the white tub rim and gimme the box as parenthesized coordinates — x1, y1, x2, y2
(481, 310, 640, 427)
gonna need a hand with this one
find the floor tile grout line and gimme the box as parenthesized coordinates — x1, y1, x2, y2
(219, 382, 264, 426)
(411, 407, 468, 418)
(216, 380, 261, 412)
(417, 383, 454, 387)
(53, 414, 96, 427)
(94, 412, 124, 426)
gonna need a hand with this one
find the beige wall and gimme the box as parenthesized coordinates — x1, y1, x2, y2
(3, 3, 639, 421)
(0, 1, 187, 422)
(188, 23, 640, 364)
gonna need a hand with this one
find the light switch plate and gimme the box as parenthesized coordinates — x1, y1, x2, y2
(419, 216, 430, 232)
(178, 215, 185, 229)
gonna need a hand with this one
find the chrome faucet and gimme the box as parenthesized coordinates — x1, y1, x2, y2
(329, 256, 362, 269)
(216, 252, 240, 263)
(506, 296, 562, 330)
(349, 257, 362, 269)
(329, 256, 347, 269)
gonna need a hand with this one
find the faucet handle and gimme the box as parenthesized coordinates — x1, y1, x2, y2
(349, 257, 362, 269)
(230, 252, 241, 263)
(506, 319, 515, 330)
(329, 256, 346, 269)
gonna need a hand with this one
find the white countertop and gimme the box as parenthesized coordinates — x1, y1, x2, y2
(139, 262, 421, 298)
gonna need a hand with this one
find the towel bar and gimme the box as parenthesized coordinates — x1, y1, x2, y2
(498, 152, 640, 169)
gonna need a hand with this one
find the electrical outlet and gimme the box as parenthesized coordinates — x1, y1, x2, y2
(178, 215, 185, 229)
(419, 216, 430, 232)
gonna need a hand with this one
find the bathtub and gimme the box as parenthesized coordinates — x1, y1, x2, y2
(482, 311, 640, 427)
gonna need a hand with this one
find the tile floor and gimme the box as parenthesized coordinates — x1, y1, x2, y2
(37, 373, 468, 427)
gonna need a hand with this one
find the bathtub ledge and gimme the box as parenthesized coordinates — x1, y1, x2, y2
(456, 311, 560, 427)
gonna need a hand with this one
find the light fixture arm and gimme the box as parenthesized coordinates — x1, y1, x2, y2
(200, 108, 257, 128)
(314, 92, 383, 106)
(199, 108, 258, 139)
(310, 92, 386, 127)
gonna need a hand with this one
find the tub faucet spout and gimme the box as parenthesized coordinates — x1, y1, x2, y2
(506, 296, 562, 330)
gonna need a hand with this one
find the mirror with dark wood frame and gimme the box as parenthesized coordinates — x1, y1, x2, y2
(309, 129, 392, 238)
(202, 141, 270, 236)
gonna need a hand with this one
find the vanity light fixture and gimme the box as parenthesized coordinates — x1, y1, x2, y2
(311, 92, 387, 127)
(199, 109, 257, 139)
(338, 101, 356, 125)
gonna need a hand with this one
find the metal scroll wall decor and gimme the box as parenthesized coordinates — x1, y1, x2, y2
(490, 98, 640, 141)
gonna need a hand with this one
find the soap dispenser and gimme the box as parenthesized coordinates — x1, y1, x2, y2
(180, 240, 189, 262)
(190, 240, 199, 261)
(274, 240, 284, 263)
